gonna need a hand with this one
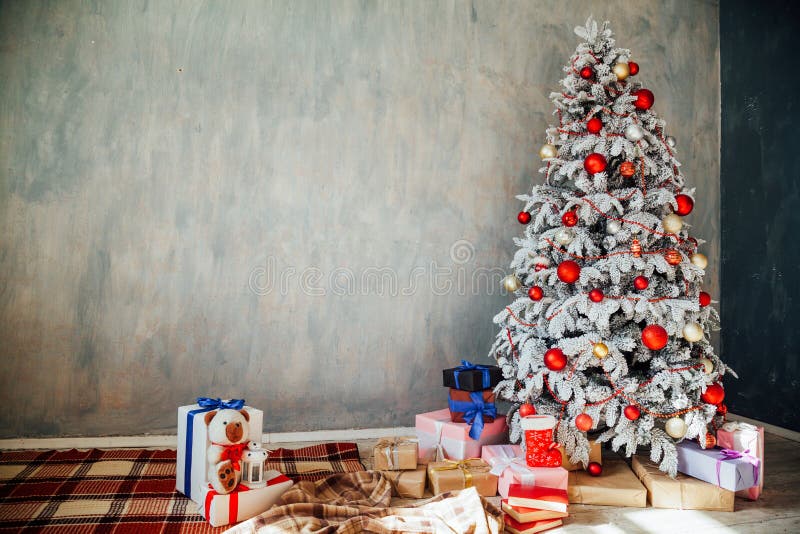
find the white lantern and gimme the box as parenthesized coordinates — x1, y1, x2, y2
(240, 441, 268, 488)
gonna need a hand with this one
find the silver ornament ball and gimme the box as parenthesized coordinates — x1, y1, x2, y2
(555, 228, 575, 245)
(665, 135, 677, 148)
(625, 124, 645, 142)
(606, 220, 622, 235)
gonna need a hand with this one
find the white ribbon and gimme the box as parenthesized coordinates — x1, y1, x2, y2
(487, 445, 535, 486)
(721, 421, 758, 433)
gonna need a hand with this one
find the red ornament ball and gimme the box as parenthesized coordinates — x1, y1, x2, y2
(584, 153, 608, 175)
(664, 249, 683, 265)
(587, 117, 603, 134)
(519, 403, 536, 418)
(701, 383, 725, 405)
(575, 413, 593, 432)
(701, 432, 717, 449)
(642, 324, 669, 350)
(699, 291, 711, 307)
(717, 403, 728, 417)
(557, 260, 581, 284)
(517, 211, 531, 224)
(528, 286, 544, 301)
(580, 66, 594, 80)
(587, 462, 603, 476)
(619, 161, 636, 178)
(628, 61, 639, 75)
(624, 405, 641, 421)
(633, 276, 649, 290)
(561, 210, 579, 227)
(674, 194, 695, 216)
(632, 89, 655, 110)
(544, 348, 567, 371)
(588, 289, 604, 302)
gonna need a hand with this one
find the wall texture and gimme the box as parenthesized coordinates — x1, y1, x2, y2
(720, 0, 800, 431)
(0, 0, 720, 438)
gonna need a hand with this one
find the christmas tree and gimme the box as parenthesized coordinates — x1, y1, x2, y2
(489, 18, 734, 476)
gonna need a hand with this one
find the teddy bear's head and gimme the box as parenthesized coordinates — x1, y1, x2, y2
(204, 408, 250, 445)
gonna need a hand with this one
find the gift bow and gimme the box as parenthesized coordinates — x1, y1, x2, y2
(453, 360, 492, 390)
(447, 391, 498, 440)
(716, 448, 760, 487)
(487, 445, 535, 486)
(721, 421, 758, 433)
(197, 397, 245, 410)
(432, 458, 488, 488)
(379, 437, 418, 469)
(217, 442, 248, 470)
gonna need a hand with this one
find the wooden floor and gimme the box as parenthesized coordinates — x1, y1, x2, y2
(271, 432, 800, 533)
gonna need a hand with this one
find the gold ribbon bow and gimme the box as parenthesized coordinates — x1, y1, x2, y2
(431, 458, 488, 488)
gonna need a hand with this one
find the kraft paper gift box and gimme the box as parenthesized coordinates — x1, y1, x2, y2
(481, 444, 568, 499)
(567, 456, 647, 507)
(442, 360, 503, 392)
(427, 458, 499, 497)
(373, 436, 419, 471)
(558, 439, 602, 471)
(380, 465, 427, 498)
(676, 441, 760, 492)
(415, 408, 508, 464)
(631, 455, 734, 511)
(199, 471, 293, 527)
(717, 421, 765, 500)
(176, 398, 264, 503)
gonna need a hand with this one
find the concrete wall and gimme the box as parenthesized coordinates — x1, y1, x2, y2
(0, 0, 720, 438)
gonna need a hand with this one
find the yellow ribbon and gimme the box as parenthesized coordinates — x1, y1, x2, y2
(431, 458, 488, 488)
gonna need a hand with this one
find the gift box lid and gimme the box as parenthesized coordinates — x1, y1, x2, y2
(442, 361, 502, 391)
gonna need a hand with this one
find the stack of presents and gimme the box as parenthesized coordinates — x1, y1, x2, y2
(176, 362, 763, 530)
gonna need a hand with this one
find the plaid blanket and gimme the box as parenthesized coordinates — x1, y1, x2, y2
(265, 443, 365, 482)
(225, 471, 503, 534)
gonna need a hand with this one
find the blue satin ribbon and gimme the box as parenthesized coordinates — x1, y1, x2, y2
(184, 397, 245, 496)
(453, 360, 492, 390)
(448, 391, 497, 440)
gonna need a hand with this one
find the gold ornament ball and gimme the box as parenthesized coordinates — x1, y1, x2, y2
(593, 342, 609, 359)
(539, 144, 557, 159)
(683, 322, 704, 342)
(699, 357, 713, 374)
(665, 417, 688, 439)
(691, 253, 708, 269)
(612, 62, 630, 81)
(662, 213, 684, 234)
(503, 274, 522, 292)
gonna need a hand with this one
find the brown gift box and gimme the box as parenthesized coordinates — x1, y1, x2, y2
(447, 389, 496, 423)
(373, 436, 419, 471)
(381, 464, 427, 499)
(559, 439, 602, 471)
(568, 456, 646, 507)
(427, 459, 498, 497)
(631, 455, 735, 511)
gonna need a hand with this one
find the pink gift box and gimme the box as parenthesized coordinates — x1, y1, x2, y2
(717, 421, 764, 500)
(415, 409, 508, 463)
(481, 444, 568, 498)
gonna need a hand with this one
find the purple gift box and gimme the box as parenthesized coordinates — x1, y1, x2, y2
(676, 441, 760, 492)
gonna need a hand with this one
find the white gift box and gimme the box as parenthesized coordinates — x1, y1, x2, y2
(199, 470, 293, 527)
(176, 400, 264, 503)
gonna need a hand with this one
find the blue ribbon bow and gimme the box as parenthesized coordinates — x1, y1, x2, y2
(453, 360, 492, 390)
(448, 391, 498, 440)
(196, 397, 245, 410)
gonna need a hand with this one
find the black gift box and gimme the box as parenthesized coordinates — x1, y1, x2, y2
(442, 361, 502, 392)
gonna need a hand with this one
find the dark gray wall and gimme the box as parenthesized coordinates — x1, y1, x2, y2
(721, 0, 800, 431)
(0, 0, 720, 438)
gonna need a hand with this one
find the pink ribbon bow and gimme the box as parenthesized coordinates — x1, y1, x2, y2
(716, 448, 760, 487)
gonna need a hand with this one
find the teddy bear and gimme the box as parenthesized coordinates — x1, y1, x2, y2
(204, 408, 250, 494)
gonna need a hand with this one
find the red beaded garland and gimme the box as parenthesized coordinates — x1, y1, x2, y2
(575, 413, 593, 432)
(624, 405, 641, 420)
(628, 61, 639, 75)
(587, 117, 603, 134)
(588, 289, 604, 302)
(584, 153, 607, 175)
(642, 324, 669, 350)
(633, 276, 649, 290)
(544, 348, 567, 371)
(587, 462, 603, 476)
(632, 88, 655, 110)
(701, 383, 725, 405)
(561, 210, 579, 227)
(580, 66, 594, 80)
(528, 286, 544, 301)
(699, 291, 711, 307)
(557, 260, 581, 284)
(517, 211, 531, 224)
(674, 194, 695, 216)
